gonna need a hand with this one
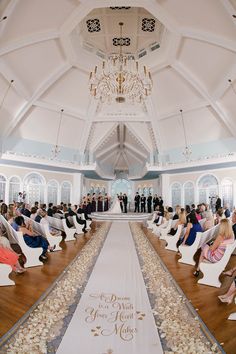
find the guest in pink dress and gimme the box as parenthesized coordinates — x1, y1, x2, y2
(0, 235, 26, 273)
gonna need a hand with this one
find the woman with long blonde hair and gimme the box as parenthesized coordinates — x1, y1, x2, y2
(194, 218, 234, 277)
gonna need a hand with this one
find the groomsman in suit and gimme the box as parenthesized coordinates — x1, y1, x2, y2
(118, 193, 124, 212)
(147, 193, 152, 213)
(123, 193, 128, 213)
(134, 192, 140, 212)
(141, 194, 146, 213)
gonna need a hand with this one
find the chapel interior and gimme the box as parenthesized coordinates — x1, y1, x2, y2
(0, 1, 236, 353)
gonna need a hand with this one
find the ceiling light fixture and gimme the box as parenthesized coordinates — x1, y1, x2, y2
(228, 79, 236, 95)
(0, 79, 14, 112)
(180, 109, 192, 161)
(89, 22, 153, 104)
(51, 109, 64, 159)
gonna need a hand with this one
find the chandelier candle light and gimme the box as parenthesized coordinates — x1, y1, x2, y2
(51, 108, 64, 159)
(89, 22, 153, 104)
(180, 109, 192, 161)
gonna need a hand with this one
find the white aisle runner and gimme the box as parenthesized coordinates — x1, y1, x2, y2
(57, 222, 163, 354)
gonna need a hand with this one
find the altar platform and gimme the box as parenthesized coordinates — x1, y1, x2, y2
(91, 212, 151, 222)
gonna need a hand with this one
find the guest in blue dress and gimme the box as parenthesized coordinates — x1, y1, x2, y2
(176, 211, 202, 249)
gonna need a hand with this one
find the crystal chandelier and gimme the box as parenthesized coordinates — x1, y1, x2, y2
(180, 109, 192, 161)
(89, 22, 153, 104)
(51, 109, 63, 159)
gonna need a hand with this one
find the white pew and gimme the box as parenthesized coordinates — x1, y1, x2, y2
(23, 216, 62, 251)
(0, 264, 15, 286)
(165, 225, 183, 252)
(79, 213, 92, 229)
(198, 239, 236, 287)
(154, 219, 172, 237)
(199, 218, 206, 229)
(47, 216, 76, 241)
(72, 215, 85, 235)
(228, 312, 236, 321)
(178, 224, 219, 266)
(0, 215, 43, 268)
(160, 219, 178, 240)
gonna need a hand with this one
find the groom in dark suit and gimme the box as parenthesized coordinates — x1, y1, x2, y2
(123, 193, 128, 213)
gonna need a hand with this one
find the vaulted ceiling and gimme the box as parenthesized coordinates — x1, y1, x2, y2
(0, 0, 236, 179)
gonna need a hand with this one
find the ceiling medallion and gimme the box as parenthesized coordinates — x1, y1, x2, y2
(89, 22, 153, 104)
(86, 18, 101, 32)
(142, 18, 156, 32)
(110, 7, 131, 10)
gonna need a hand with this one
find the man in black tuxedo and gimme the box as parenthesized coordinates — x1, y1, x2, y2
(140, 194, 146, 213)
(147, 193, 152, 213)
(215, 196, 221, 211)
(134, 192, 140, 212)
(123, 193, 128, 213)
(118, 193, 124, 212)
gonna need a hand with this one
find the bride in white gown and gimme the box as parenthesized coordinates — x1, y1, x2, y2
(109, 195, 122, 213)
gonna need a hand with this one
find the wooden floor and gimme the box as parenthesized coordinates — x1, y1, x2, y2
(143, 225, 236, 354)
(0, 222, 236, 354)
(0, 224, 99, 339)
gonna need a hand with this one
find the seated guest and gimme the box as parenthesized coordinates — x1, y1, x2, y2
(185, 205, 191, 216)
(52, 206, 63, 219)
(66, 206, 87, 232)
(224, 204, 231, 218)
(167, 207, 173, 219)
(194, 219, 234, 277)
(39, 209, 61, 236)
(20, 203, 31, 217)
(203, 210, 214, 231)
(154, 211, 170, 236)
(195, 207, 202, 221)
(30, 207, 38, 220)
(232, 210, 236, 239)
(77, 203, 92, 221)
(0, 234, 26, 273)
(168, 210, 186, 236)
(173, 205, 181, 220)
(47, 203, 53, 217)
(14, 216, 55, 260)
(177, 211, 202, 250)
(215, 207, 225, 225)
(218, 277, 236, 304)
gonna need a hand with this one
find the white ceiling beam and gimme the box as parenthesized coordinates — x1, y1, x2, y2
(0, 30, 59, 57)
(181, 28, 236, 53)
(0, 59, 30, 99)
(212, 62, 236, 100)
(34, 100, 86, 121)
(125, 122, 151, 153)
(172, 61, 236, 136)
(125, 142, 147, 159)
(220, 0, 236, 28)
(157, 100, 209, 122)
(96, 142, 119, 158)
(145, 96, 163, 153)
(124, 147, 143, 163)
(98, 145, 119, 162)
(92, 122, 118, 152)
(0, 0, 19, 37)
(3, 63, 72, 137)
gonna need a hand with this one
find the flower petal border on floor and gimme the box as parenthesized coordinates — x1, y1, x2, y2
(130, 222, 225, 354)
(0, 222, 111, 354)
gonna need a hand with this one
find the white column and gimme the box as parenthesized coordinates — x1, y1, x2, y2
(160, 173, 170, 206)
(72, 173, 83, 205)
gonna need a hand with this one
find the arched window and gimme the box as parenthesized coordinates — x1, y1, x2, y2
(24, 173, 45, 205)
(0, 175, 7, 201)
(9, 176, 21, 203)
(221, 179, 233, 210)
(61, 181, 71, 204)
(198, 174, 218, 204)
(171, 182, 182, 207)
(184, 181, 194, 206)
(47, 180, 59, 205)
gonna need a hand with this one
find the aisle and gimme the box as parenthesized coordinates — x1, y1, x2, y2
(57, 222, 163, 354)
